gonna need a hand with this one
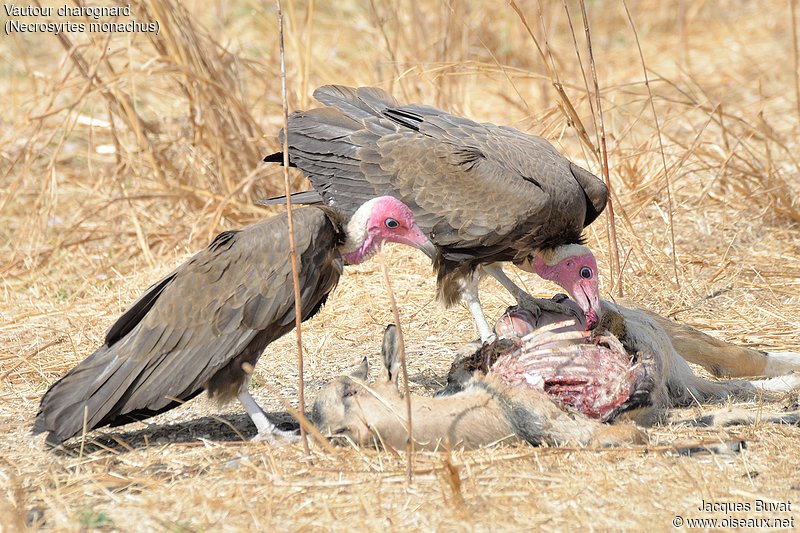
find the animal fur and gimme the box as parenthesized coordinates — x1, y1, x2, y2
(312, 299, 800, 451)
(312, 325, 646, 451)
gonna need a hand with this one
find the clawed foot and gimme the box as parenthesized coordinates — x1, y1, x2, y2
(515, 293, 583, 325)
(251, 426, 301, 445)
(481, 333, 497, 345)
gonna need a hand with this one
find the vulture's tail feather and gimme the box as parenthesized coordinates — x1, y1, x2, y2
(570, 162, 608, 227)
(33, 344, 146, 445)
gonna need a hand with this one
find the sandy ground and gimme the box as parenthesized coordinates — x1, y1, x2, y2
(2, 0, 800, 530)
(2, 247, 800, 531)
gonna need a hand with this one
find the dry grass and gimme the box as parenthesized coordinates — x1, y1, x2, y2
(2, 0, 800, 530)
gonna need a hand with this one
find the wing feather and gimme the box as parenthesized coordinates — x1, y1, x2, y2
(34, 207, 344, 443)
(275, 85, 607, 261)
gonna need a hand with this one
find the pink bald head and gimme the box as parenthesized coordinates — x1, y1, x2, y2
(520, 244, 601, 330)
(342, 196, 435, 265)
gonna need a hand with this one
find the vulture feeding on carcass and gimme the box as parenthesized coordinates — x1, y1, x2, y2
(434, 306, 652, 423)
(33, 198, 433, 446)
(261, 85, 609, 341)
(441, 297, 800, 423)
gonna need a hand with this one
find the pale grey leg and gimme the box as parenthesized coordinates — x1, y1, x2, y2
(483, 263, 528, 299)
(237, 387, 299, 444)
(460, 271, 495, 342)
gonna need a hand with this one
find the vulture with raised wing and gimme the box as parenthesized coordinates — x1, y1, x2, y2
(262, 85, 608, 341)
(34, 197, 433, 446)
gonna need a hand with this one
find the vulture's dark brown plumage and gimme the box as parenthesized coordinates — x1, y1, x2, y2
(34, 207, 345, 445)
(264, 85, 608, 312)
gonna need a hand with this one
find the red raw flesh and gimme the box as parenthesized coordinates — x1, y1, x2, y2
(492, 337, 639, 421)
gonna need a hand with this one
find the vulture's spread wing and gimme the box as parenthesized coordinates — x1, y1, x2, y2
(34, 207, 343, 443)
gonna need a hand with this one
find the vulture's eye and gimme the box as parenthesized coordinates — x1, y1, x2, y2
(384, 218, 399, 229)
(580, 267, 593, 279)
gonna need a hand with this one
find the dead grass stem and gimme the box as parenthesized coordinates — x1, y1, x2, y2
(276, 0, 311, 457)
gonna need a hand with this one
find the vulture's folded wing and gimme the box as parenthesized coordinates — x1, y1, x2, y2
(34, 207, 343, 444)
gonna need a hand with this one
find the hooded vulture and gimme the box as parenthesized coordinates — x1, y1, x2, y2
(34, 198, 433, 446)
(261, 85, 609, 341)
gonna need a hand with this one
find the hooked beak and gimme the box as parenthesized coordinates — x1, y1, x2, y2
(401, 225, 436, 260)
(572, 283, 600, 330)
(418, 239, 437, 260)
